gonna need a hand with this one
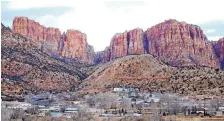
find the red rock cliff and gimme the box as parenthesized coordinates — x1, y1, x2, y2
(212, 38, 224, 68)
(110, 32, 128, 59)
(13, 17, 94, 64)
(13, 17, 61, 50)
(62, 30, 86, 60)
(127, 28, 146, 55)
(97, 19, 219, 68)
(145, 19, 218, 67)
(109, 28, 146, 60)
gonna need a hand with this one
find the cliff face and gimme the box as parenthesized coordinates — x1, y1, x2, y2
(12, 17, 221, 67)
(127, 28, 146, 55)
(212, 38, 224, 68)
(61, 30, 91, 63)
(145, 19, 218, 67)
(109, 28, 146, 60)
(110, 32, 128, 60)
(96, 19, 219, 68)
(13, 17, 61, 50)
(13, 17, 94, 64)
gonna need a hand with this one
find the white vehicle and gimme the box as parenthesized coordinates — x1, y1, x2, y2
(133, 113, 142, 117)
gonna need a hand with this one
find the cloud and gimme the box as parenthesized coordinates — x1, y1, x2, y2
(207, 36, 222, 41)
(35, 15, 58, 28)
(5, 0, 224, 51)
(8, 0, 74, 9)
(206, 29, 216, 34)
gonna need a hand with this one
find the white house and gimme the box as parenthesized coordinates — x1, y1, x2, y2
(7, 101, 32, 110)
(64, 107, 78, 113)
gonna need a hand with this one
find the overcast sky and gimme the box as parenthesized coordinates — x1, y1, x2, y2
(1, 0, 224, 51)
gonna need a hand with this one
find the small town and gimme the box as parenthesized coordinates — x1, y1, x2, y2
(1, 1, 224, 121)
(2, 87, 224, 121)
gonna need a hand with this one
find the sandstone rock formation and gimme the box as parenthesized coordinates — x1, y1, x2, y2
(61, 30, 94, 63)
(109, 28, 146, 60)
(212, 38, 224, 68)
(13, 17, 94, 64)
(145, 19, 218, 67)
(13, 17, 61, 50)
(96, 19, 219, 68)
(11, 17, 222, 67)
(127, 28, 145, 55)
(110, 32, 128, 59)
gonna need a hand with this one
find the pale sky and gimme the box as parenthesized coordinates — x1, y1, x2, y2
(1, 0, 224, 51)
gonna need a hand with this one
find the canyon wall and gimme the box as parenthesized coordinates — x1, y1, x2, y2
(145, 19, 218, 67)
(13, 17, 94, 64)
(109, 28, 147, 60)
(13, 17, 221, 67)
(96, 19, 219, 68)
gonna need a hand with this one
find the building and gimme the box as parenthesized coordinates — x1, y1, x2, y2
(113, 88, 134, 92)
(64, 107, 78, 113)
(5, 101, 32, 110)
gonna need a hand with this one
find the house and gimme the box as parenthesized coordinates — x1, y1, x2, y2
(65, 100, 85, 105)
(49, 106, 60, 111)
(6, 101, 32, 110)
(113, 88, 134, 92)
(64, 107, 78, 113)
(38, 108, 50, 112)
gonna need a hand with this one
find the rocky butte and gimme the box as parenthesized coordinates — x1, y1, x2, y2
(95, 19, 220, 68)
(13, 17, 94, 64)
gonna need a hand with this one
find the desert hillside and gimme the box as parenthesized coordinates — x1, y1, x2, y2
(1, 23, 90, 97)
(81, 54, 224, 98)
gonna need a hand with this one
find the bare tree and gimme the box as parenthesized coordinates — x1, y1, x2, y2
(87, 93, 118, 109)
(72, 111, 96, 121)
(170, 99, 181, 115)
(10, 109, 24, 120)
(86, 95, 97, 107)
(160, 95, 173, 114)
(160, 94, 182, 115)
(26, 106, 38, 115)
(1, 107, 14, 121)
(208, 99, 223, 112)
